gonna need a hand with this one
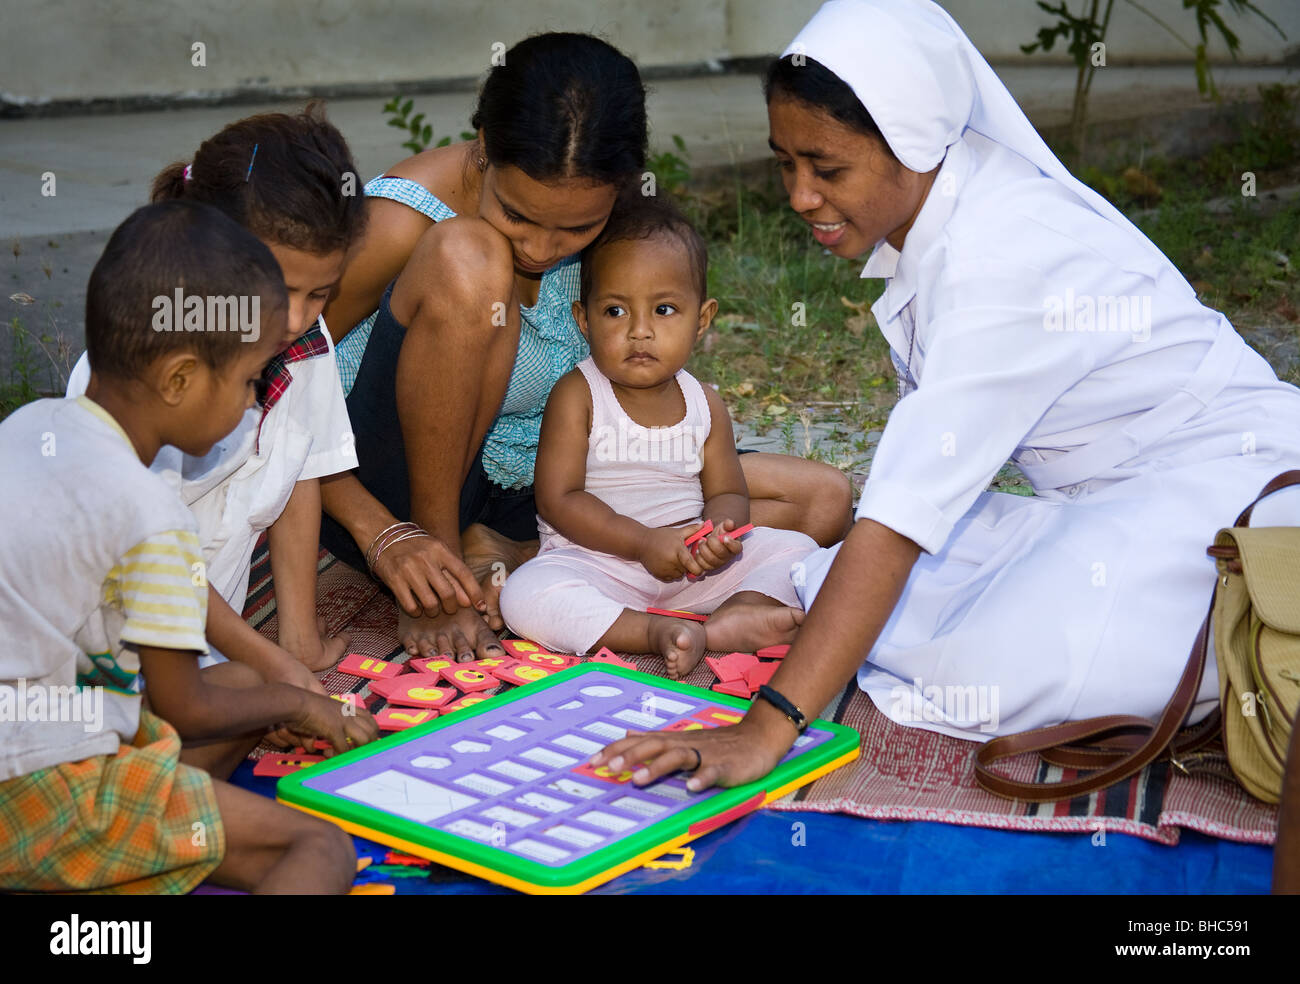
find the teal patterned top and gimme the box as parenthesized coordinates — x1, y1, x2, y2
(334, 175, 589, 490)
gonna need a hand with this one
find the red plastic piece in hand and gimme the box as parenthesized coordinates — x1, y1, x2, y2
(682, 519, 714, 549)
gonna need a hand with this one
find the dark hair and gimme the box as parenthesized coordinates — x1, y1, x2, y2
(86, 201, 288, 379)
(579, 191, 708, 305)
(471, 33, 647, 187)
(763, 55, 893, 156)
(151, 100, 366, 254)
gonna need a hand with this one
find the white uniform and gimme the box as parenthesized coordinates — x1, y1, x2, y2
(787, 1, 1300, 740)
(66, 317, 358, 664)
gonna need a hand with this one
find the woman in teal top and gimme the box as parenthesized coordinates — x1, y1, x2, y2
(320, 32, 853, 663)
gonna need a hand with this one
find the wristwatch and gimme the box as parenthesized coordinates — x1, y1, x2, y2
(757, 684, 808, 734)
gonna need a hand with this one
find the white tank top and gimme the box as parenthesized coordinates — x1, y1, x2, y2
(538, 356, 712, 549)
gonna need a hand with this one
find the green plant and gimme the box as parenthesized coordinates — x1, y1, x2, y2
(647, 135, 691, 199)
(1023, 0, 1286, 166)
(382, 96, 475, 155)
(2, 317, 45, 419)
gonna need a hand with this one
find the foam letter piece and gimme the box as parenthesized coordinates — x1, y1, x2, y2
(712, 679, 754, 699)
(439, 664, 501, 693)
(253, 753, 327, 777)
(744, 661, 778, 690)
(374, 706, 437, 731)
(646, 607, 709, 622)
(501, 638, 561, 660)
(409, 655, 457, 676)
(374, 675, 456, 708)
(589, 647, 637, 669)
(513, 649, 577, 670)
(705, 651, 759, 683)
(338, 652, 407, 681)
(491, 662, 556, 687)
(443, 694, 491, 714)
(369, 673, 432, 700)
(383, 851, 431, 867)
(755, 644, 790, 660)
(571, 761, 637, 784)
(329, 693, 369, 713)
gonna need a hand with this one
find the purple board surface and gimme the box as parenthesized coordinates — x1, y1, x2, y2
(301, 669, 831, 868)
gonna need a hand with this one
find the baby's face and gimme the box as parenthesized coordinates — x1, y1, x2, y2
(576, 235, 712, 390)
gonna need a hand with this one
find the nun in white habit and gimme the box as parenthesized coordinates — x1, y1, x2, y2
(590, 0, 1300, 790)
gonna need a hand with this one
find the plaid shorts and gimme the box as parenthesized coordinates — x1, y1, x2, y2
(0, 710, 226, 894)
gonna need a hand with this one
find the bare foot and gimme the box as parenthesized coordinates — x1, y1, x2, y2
(461, 523, 539, 632)
(398, 606, 507, 663)
(704, 601, 804, 654)
(648, 617, 706, 680)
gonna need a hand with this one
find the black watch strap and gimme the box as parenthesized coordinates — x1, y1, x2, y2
(757, 684, 808, 733)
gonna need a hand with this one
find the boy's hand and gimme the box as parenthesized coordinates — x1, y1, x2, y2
(371, 533, 486, 620)
(287, 692, 379, 755)
(638, 524, 706, 582)
(262, 654, 329, 749)
(691, 518, 745, 572)
(281, 616, 349, 673)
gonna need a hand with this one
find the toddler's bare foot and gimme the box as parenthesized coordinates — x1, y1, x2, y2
(704, 601, 804, 654)
(648, 617, 706, 680)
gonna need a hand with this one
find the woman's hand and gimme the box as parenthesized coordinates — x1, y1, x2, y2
(371, 532, 486, 619)
(590, 708, 798, 792)
(638, 524, 706, 582)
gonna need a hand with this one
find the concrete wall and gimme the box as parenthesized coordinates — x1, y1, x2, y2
(2, 0, 1297, 108)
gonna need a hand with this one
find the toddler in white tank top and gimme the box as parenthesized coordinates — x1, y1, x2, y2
(499, 196, 817, 676)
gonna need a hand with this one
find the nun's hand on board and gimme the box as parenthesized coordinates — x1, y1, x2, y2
(588, 713, 796, 793)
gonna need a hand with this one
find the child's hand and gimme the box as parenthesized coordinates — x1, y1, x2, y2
(262, 654, 329, 748)
(639, 525, 706, 582)
(691, 518, 745, 572)
(288, 692, 379, 755)
(281, 616, 349, 673)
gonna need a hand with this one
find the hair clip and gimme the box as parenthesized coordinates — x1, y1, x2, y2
(183, 164, 193, 182)
(245, 143, 259, 182)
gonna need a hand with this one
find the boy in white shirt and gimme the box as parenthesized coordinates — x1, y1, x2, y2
(0, 201, 377, 893)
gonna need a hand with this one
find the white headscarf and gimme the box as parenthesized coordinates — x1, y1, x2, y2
(781, 0, 1175, 274)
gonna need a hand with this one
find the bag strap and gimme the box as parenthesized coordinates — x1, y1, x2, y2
(1234, 469, 1300, 528)
(974, 468, 1300, 802)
